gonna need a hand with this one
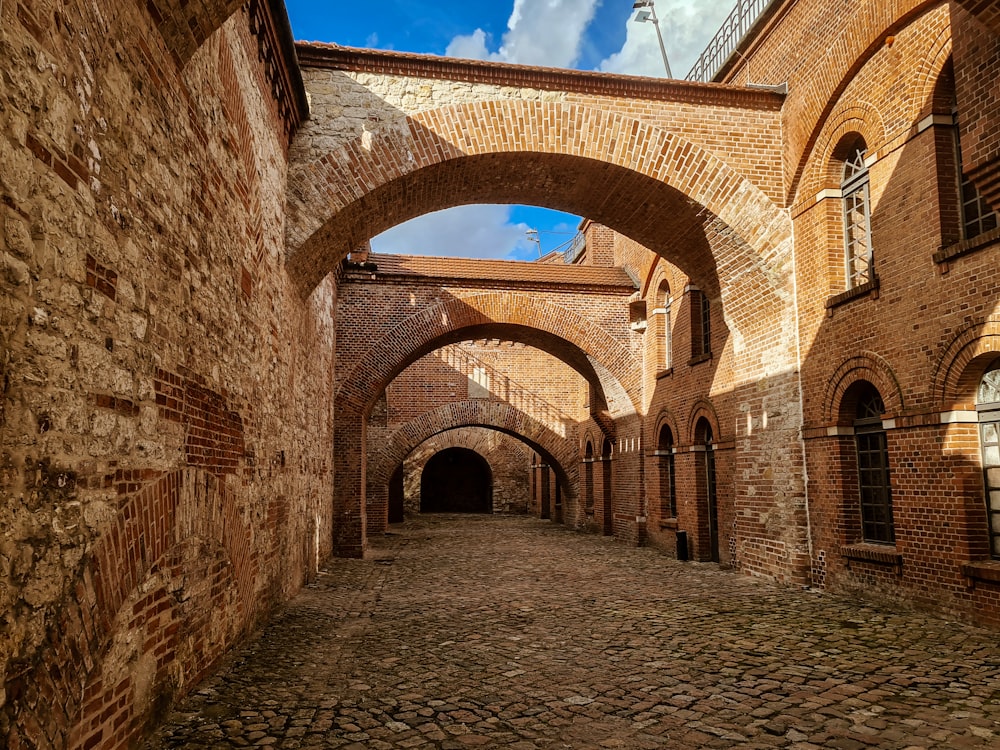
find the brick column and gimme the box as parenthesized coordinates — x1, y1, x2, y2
(367, 482, 389, 537)
(333, 414, 367, 558)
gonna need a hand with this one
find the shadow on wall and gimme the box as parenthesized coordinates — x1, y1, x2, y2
(792, 45, 1000, 621)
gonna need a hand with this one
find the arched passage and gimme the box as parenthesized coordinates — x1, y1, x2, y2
(287, 101, 790, 296)
(310, 100, 800, 559)
(338, 292, 639, 420)
(420, 448, 493, 514)
(334, 292, 639, 555)
(366, 400, 580, 535)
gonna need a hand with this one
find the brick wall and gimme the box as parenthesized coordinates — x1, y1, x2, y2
(728, 0, 1000, 622)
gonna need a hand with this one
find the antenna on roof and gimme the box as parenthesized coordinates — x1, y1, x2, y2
(633, 0, 673, 78)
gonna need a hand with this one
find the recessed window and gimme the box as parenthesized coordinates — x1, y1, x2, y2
(655, 281, 672, 370)
(690, 288, 711, 359)
(841, 139, 874, 288)
(953, 116, 999, 240)
(853, 385, 894, 544)
(657, 424, 676, 518)
(978, 361, 1000, 558)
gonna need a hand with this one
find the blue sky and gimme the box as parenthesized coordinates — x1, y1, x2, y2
(285, 0, 737, 260)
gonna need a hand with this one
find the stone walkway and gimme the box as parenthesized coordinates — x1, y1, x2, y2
(145, 515, 1000, 749)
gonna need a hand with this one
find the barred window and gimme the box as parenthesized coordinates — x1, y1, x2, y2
(854, 386, 894, 544)
(954, 116, 998, 240)
(690, 289, 711, 358)
(657, 424, 676, 518)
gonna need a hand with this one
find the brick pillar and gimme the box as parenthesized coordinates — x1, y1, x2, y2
(367, 481, 388, 537)
(333, 414, 367, 558)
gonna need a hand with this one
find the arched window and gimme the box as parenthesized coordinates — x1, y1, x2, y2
(657, 424, 676, 518)
(953, 115, 998, 240)
(584, 440, 594, 514)
(656, 281, 672, 370)
(979, 361, 1000, 558)
(852, 383, 894, 544)
(841, 136, 873, 288)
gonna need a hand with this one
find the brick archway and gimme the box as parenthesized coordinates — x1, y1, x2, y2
(286, 99, 792, 302)
(366, 401, 579, 533)
(337, 291, 639, 419)
(368, 400, 578, 491)
(334, 291, 636, 556)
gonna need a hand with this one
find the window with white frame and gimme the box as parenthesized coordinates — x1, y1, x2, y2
(979, 361, 1000, 558)
(842, 139, 874, 288)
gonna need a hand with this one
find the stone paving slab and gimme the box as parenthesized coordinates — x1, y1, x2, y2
(144, 516, 1000, 749)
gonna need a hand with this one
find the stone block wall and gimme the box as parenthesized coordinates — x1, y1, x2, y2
(1, 3, 334, 747)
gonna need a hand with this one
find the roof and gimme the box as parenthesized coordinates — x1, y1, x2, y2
(344, 253, 637, 291)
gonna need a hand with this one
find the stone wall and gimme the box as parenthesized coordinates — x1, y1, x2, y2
(1, 4, 334, 747)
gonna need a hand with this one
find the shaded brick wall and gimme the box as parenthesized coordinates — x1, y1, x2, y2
(727, 0, 1000, 623)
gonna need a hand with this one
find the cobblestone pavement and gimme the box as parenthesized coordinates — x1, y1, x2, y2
(145, 515, 1000, 749)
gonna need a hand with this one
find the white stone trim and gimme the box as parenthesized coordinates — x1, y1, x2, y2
(939, 410, 979, 424)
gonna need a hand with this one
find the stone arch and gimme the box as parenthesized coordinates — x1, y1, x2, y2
(420, 447, 494, 514)
(336, 291, 639, 420)
(933, 317, 1000, 410)
(823, 353, 906, 424)
(367, 400, 578, 501)
(286, 100, 792, 300)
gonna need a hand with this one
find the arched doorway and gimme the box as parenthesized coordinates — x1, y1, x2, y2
(420, 448, 493, 514)
(695, 418, 720, 562)
(601, 438, 614, 536)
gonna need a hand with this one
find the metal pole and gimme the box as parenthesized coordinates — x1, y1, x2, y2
(641, 2, 673, 78)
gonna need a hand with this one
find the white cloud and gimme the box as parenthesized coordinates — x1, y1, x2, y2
(445, 28, 492, 60)
(446, 0, 599, 68)
(600, 0, 736, 80)
(370, 205, 534, 260)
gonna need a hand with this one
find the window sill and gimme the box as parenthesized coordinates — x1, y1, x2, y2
(688, 352, 712, 367)
(655, 367, 674, 380)
(842, 542, 902, 571)
(961, 559, 1000, 587)
(934, 226, 1000, 269)
(825, 277, 880, 311)
(659, 517, 678, 530)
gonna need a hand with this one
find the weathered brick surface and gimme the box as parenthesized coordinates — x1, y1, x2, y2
(4, 1, 1000, 748)
(1, 3, 328, 749)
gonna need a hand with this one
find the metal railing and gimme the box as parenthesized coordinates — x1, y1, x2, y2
(685, 0, 777, 83)
(563, 231, 587, 264)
